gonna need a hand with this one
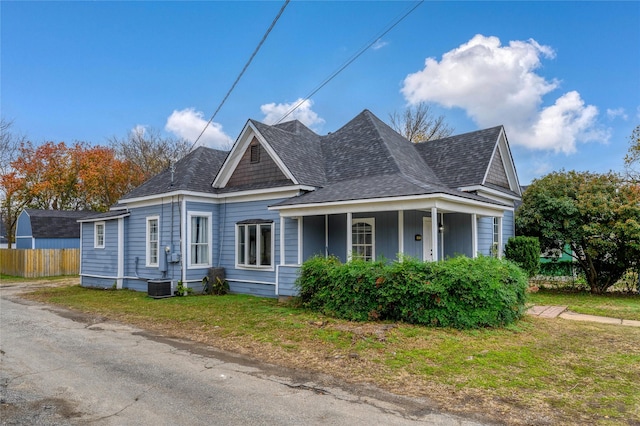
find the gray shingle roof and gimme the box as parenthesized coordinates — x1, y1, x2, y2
(121, 146, 228, 200)
(251, 120, 325, 187)
(112, 111, 514, 209)
(77, 209, 130, 222)
(25, 209, 96, 238)
(264, 111, 508, 208)
(415, 126, 503, 189)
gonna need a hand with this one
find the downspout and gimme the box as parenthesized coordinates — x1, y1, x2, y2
(181, 195, 186, 287)
(117, 217, 124, 289)
(79, 223, 83, 277)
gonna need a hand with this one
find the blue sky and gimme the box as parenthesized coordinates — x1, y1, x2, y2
(2, 1, 639, 184)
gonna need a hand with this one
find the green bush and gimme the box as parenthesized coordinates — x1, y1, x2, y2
(538, 260, 575, 277)
(504, 236, 540, 277)
(295, 255, 529, 329)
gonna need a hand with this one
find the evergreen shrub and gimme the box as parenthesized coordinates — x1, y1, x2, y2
(296, 255, 529, 329)
(504, 236, 540, 277)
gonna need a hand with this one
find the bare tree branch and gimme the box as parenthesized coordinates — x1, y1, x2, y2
(389, 103, 454, 143)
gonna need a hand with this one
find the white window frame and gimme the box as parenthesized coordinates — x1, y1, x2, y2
(351, 217, 375, 261)
(94, 221, 105, 249)
(235, 221, 274, 270)
(492, 217, 500, 258)
(187, 211, 212, 268)
(146, 216, 159, 267)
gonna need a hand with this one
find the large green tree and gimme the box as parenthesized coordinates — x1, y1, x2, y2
(516, 170, 640, 294)
(624, 124, 640, 183)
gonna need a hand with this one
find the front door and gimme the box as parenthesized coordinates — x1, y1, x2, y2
(422, 217, 434, 261)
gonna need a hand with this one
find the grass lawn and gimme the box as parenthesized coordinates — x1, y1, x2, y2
(529, 289, 640, 321)
(17, 283, 640, 426)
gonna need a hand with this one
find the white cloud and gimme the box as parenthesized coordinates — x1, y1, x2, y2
(260, 98, 325, 130)
(401, 34, 606, 154)
(372, 39, 389, 50)
(165, 108, 233, 149)
(607, 108, 628, 121)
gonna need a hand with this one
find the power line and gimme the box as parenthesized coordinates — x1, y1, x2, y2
(274, 0, 424, 125)
(189, 0, 290, 151)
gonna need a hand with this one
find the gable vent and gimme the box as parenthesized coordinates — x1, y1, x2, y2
(250, 144, 261, 163)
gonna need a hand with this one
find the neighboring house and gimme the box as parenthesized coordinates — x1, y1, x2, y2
(79, 109, 521, 297)
(15, 209, 95, 249)
(0, 214, 8, 248)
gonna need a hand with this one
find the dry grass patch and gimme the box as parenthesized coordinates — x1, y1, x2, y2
(21, 285, 640, 426)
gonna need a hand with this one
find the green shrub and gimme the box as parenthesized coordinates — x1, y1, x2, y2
(539, 260, 575, 277)
(295, 255, 529, 329)
(504, 236, 540, 277)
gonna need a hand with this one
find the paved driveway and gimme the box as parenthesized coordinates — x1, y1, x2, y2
(0, 283, 486, 425)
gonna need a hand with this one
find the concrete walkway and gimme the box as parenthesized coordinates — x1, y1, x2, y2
(528, 305, 640, 327)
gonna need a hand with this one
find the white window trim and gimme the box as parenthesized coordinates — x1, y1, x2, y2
(146, 215, 159, 267)
(351, 217, 375, 261)
(187, 211, 212, 269)
(235, 222, 275, 271)
(94, 221, 105, 249)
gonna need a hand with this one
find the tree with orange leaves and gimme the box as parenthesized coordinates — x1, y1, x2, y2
(0, 140, 144, 246)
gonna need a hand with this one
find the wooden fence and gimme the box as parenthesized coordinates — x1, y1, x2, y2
(0, 249, 80, 278)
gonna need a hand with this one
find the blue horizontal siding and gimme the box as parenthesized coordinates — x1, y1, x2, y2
(278, 265, 300, 296)
(80, 220, 119, 277)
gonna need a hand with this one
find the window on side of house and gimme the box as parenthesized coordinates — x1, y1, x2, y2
(146, 216, 159, 267)
(236, 220, 273, 269)
(492, 217, 500, 257)
(189, 213, 211, 267)
(352, 218, 375, 261)
(94, 222, 105, 248)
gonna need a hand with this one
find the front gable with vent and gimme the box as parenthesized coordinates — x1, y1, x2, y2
(213, 121, 300, 191)
(461, 127, 521, 204)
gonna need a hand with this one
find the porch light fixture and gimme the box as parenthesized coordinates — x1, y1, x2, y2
(438, 223, 444, 233)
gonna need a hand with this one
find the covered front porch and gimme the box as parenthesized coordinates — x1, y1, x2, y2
(271, 195, 511, 296)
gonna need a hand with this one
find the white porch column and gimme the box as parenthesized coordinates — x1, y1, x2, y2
(181, 197, 187, 286)
(398, 210, 404, 259)
(430, 207, 438, 261)
(279, 216, 285, 265)
(117, 217, 124, 289)
(325, 214, 329, 257)
(346, 212, 352, 261)
(471, 213, 478, 258)
(497, 216, 503, 258)
(297, 217, 303, 265)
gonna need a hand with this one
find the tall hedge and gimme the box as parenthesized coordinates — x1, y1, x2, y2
(296, 255, 528, 329)
(504, 236, 540, 277)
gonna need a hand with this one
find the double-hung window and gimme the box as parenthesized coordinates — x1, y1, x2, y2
(188, 212, 211, 267)
(94, 222, 105, 248)
(492, 217, 500, 257)
(146, 216, 159, 267)
(352, 218, 375, 261)
(236, 220, 273, 268)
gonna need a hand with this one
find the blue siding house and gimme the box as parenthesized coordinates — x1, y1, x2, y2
(15, 209, 95, 249)
(79, 110, 521, 297)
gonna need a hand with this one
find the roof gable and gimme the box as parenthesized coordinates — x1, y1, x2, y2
(225, 136, 292, 189)
(251, 120, 325, 187)
(415, 125, 520, 197)
(485, 146, 510, 189)
(416, 126, 502, 188)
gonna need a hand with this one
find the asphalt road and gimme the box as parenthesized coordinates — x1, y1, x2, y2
(0, 283, 486, 425)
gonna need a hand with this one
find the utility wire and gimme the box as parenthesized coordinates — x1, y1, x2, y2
(189, 0, 290, 151)
(274, 0, 424, 125)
